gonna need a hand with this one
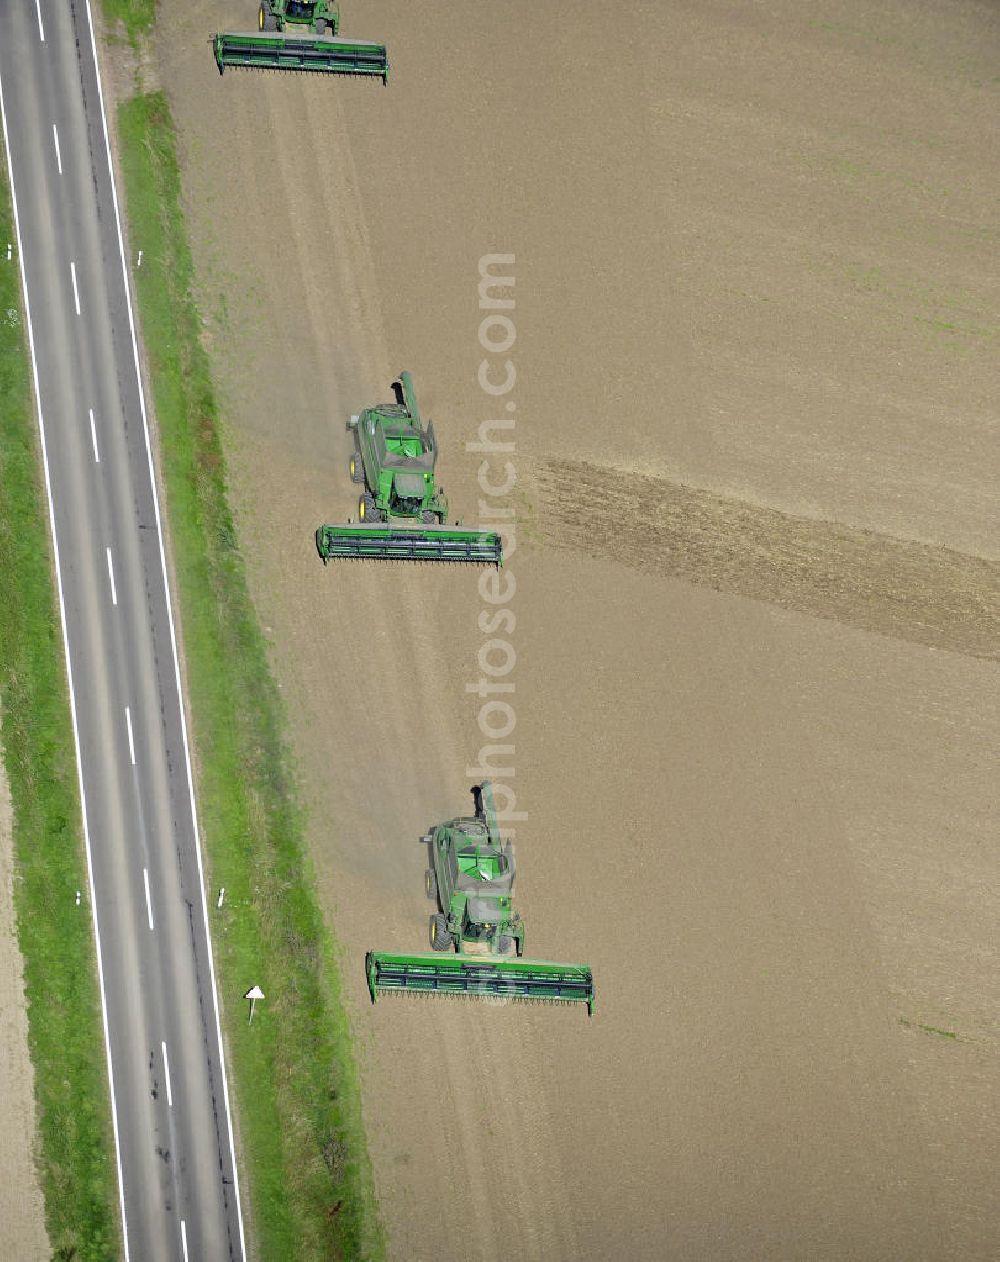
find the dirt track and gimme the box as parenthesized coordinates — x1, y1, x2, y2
(151, 1, 997, 1256)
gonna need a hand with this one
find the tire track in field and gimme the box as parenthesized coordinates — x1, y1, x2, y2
(539, 459, 1000, 662)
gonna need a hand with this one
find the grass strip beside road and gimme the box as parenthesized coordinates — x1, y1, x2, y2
(0, 159, 121, 1258)
(116, 90, 383, 1260)
(100, 0, 155, 45)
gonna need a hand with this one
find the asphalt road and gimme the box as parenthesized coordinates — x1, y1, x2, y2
(0, 3, 245, 1259)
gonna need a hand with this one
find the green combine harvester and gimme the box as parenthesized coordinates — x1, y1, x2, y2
(214, 1, 388, 81)
(316, 372, 503, 566)
(366, 784, 595, 1014)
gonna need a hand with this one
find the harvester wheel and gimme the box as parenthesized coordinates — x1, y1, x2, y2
(315, 17, 327, 35)
(259, 3, 278, 31)
(497, 935, 513, 955)
(424, 868, 438, 901)
(430, 914, 452, 952)
(358, 494, 380, 523)
(349, 453, 364, 484)
(421, 511, 437, 525)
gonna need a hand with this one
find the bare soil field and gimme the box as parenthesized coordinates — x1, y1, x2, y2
(150, 1, 998, 1256)
(0, 759, 49, 1259)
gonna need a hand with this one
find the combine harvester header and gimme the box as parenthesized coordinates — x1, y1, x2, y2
(366, 954, 595, 1014)
(316, 372, 503, 566)
(316, 524, 502, 566)
(214, 32, 388, 80)
(214, 2, 387, 81)
(367, 783, 595, 1014)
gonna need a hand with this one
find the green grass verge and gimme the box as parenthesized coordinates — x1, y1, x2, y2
(100, 0, 155, 44)
(116, 90, 383, 1260)
(0, 162, 121, 1255)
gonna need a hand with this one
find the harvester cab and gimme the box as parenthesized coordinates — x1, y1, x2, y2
(366, 783, 595, 1014)
(259, 0, 339, 34)
(315, 373, 504, 566)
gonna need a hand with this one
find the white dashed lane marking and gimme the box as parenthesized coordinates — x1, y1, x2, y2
(161, 1040, 173, 1107)
(143, 868, 153, 932)
(105, 546, 117, 606)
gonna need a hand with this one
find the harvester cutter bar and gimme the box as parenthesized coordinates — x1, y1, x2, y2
(316, 525, 503, 567)
(214, 33, 389, 81)
(366, 952, 595, 1014)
